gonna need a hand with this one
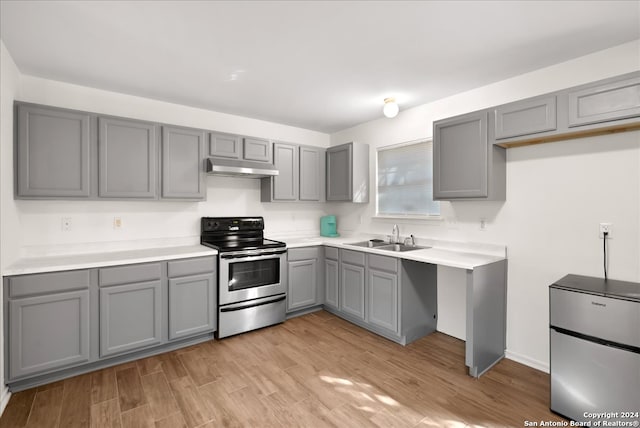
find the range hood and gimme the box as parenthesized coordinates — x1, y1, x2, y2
(206, 158, 279, 178)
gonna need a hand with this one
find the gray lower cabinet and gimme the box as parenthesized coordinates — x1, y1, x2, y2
(98, 117, 158, 198)
(367, 255, 399, 334)
(326, 142, 369, 203)
(161, 125, 205, 200)
(168, 274, 215, 340)
(5, 269, 91, 380)
(339, 250, 366, 320)
(324, 248, 339, 310)
(99, 280, 163, 357)
(16, 103, 91, 198)
(167, 256, 217, 340)
(287, 247, 322, 313)
(433, 110, 505, 201)
(9, 290, 90, 380)
(568, 74, 640, 127)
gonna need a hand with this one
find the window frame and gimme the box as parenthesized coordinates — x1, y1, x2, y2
(374, 138, 442, 221)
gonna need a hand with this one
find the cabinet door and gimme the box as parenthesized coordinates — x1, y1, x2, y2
(287, 259, 318, 312)
(340, 262, 365, 320)
(16, 104, 91, 198)
(100, 281, 162, 357)
(9, 290, 89, 379)
(494, 96, 557, 139)
(299, 146, 323, 201)
(367, 269, 398, 333)
(326, 144, 352, 201)
(169, 273, 216, 340)
(324, 259, 339, 309)
(161, 126, 205, 200)
(99, 117, 158, 198)
(568, 75, 640, 127)
(243, 137, 271, 162)
(210, 132, 241, 159)
(273, 143, 299, 200)
(433, 111, 488, 199)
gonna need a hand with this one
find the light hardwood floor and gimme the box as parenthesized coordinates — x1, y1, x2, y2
(0, 310, 565, 427)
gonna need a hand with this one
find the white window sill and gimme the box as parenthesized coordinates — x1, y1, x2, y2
(373, 214, 443, 222)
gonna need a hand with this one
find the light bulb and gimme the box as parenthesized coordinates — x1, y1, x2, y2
(383, 98, 399, 118)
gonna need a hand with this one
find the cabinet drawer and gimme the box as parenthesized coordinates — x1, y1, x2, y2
(168, 257, 215, 278)
(9, 270, 90, 298)
(341, 249, 365, 266)
(288, 247, 319, 262)
(99, 263, 161, 287)
(325, 247, 339, 261)
(368, 254, 398, 273)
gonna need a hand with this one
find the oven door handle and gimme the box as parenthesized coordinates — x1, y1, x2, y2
(221, 249, 287, 259)
(219, 294, 286, 312)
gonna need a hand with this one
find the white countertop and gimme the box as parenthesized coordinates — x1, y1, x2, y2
(279, 235, 506, 270)
(3, 245, 218, 276)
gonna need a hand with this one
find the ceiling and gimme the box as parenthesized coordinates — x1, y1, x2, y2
(1, 1, 639, 133)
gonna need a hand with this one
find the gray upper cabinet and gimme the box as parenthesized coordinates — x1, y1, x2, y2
(434, 111, 491, 200)
(326, 142, 369, 203)
(99, 117, 158, 199)
(16, 103, 91, 198)
(161, 126, 205, 200)
(261, 143, 325, 203)
(494, 95, 557, 139)
(209, 132, 242, 159)
(568, 74, 640, 127)
(243, 137, 271, 162)
(272, 143, 299, 201)
(6, 269, 91, 380)
(299, 146, 325, 201)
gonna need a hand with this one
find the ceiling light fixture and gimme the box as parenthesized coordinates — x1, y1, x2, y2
(383, 97, 399, 118)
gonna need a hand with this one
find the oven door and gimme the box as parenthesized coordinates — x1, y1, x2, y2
(218, 248, 287, 305)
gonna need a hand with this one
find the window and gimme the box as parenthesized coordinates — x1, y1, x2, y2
(376, 140, 440, 217)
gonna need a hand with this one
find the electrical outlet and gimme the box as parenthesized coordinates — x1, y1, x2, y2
(61, 217, 72, 232)
(479, 218, 487, 231)
(599, 223, 612, 239)
(113, 217, 122, 229)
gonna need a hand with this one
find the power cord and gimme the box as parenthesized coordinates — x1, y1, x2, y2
(603, 231, 608, 280)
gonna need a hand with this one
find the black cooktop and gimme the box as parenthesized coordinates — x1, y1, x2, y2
(200, 217, 286, 252)
(551, 274, 640, 302)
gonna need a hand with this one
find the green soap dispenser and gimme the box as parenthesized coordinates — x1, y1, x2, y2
(320, 215, 339, 237)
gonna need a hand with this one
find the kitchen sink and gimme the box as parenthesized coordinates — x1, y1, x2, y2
(346, 239, 388, 248)
(377, 244, 430, 252)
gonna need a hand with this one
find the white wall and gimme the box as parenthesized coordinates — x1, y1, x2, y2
(11, 73, 332, 255)
(330, 40, 640, 371)
(0, 40, 22, 413)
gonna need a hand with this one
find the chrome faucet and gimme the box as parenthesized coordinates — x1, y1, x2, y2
(392, 224, 400, 244)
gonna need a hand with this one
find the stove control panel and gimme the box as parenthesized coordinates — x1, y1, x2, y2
(201, 217, 264, 232)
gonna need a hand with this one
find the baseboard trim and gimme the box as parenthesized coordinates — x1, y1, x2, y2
(505, 350, 549, 373)
(0, 386, 11, 417)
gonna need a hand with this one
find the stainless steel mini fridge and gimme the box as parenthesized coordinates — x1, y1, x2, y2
(549, 275, 640, 423)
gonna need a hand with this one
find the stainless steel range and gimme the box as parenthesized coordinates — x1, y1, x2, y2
(201, 217, 287, 338)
